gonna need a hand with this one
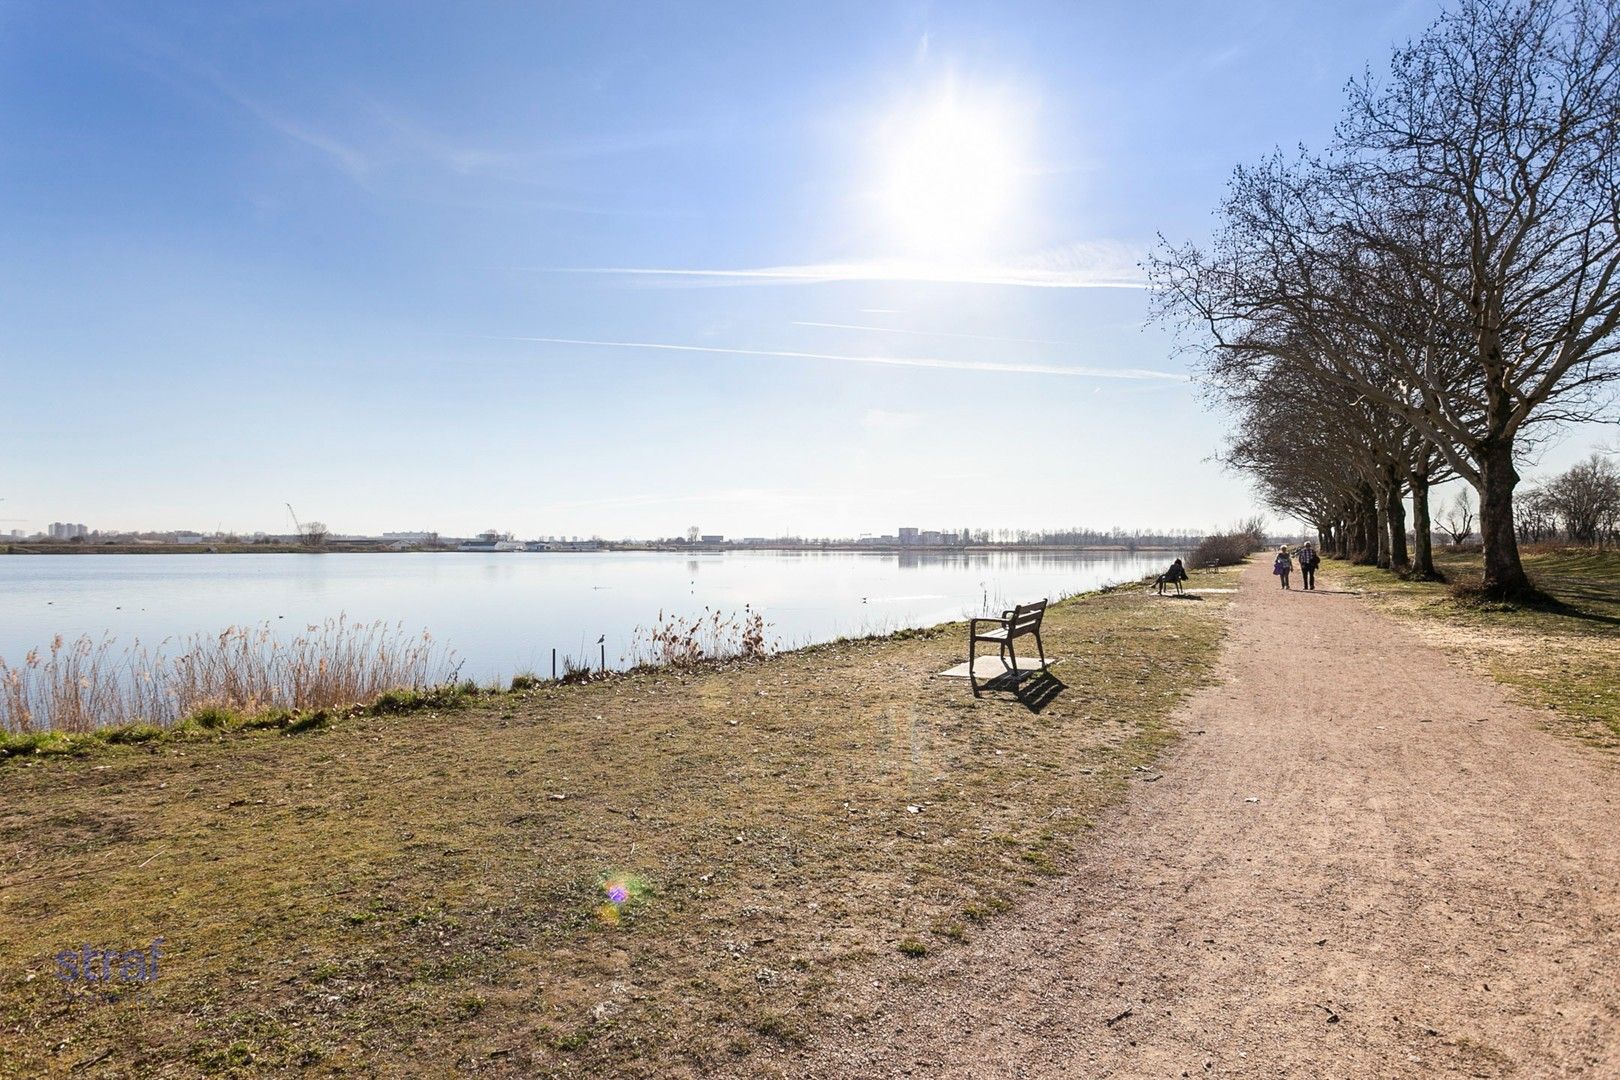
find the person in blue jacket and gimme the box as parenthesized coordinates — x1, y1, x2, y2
(1273, 545, 1294, 590)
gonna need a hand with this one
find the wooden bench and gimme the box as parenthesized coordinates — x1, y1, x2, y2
(968, 599, 1050, 696)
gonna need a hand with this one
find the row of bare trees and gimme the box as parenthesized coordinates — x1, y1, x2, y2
(1150, 0, 1620, 597)
(1516, 453, 1620, 544)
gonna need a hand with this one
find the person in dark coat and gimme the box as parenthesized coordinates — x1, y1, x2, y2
(1156, 557, 1189, 595)
(1297, 541, 1321, 590)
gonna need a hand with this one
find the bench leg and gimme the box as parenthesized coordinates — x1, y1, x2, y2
(1006, 638, 1018, 677)
(968, 635, 980, 697)
(1034, 630, 1048, 671)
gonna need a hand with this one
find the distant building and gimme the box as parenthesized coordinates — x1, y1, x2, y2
(920, 530, 943, 546)
(700, 534, 724, 544)
(898, 527, 919, 545)
(524, 539, 601, 552)
(460, 530, 523, 552)
(382, 531, 437, 543)
(49, 522, 88, 540)
(174, 533, 205, 544)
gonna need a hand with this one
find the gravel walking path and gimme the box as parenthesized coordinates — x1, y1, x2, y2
(795, 559, 1620, 1079)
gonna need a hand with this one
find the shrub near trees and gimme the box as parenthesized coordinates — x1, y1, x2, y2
(1152, 0, 1620, 598)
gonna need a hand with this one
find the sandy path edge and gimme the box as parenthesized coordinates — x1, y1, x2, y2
(785, 559, 1620, 1080)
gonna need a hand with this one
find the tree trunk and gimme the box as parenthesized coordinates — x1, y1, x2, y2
(1353, 484, 1380, 565)
(1408, 473, 1440, 580)
(1374, 488, 1392, 570)
(1478, 438, 1533, 598)
(1384, 467, 1409, 571)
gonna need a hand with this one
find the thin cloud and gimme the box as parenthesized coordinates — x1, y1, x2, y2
(545, 259, 1144, 289)
(792, 320, 1079, 347)
(491, 335, 1185, 381)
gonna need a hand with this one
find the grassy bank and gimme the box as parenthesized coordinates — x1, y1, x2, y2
(1330, 549, 1620, 749)
(0, 569, 1235, 1078)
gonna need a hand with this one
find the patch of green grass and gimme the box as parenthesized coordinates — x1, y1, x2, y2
(896, 937, 929, 957)
(450, 994, 486, 1021)
(283, 709, 330, 734)
(962, 897, 1010, 923)
(0, 730, 77, 758)
(369, 688, 422, 714)
(751, 1010, 808, 1046)
(187, 704, 240, 731)
(96, 722, 164, 745)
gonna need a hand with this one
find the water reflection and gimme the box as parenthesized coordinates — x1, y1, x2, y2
(0, 550, 1179, 684)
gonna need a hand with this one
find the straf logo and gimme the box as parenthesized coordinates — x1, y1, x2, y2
(55, 938, 164, 1001)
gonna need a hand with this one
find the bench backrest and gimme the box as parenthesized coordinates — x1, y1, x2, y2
(1006, 599, 1047, 636)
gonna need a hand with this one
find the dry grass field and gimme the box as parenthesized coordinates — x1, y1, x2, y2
(0, 568, 1235, 1078)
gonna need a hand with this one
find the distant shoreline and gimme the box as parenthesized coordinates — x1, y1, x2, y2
(2, 542, 1189, 557)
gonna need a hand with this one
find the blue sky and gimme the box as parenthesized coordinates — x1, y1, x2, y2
(3, 0, 1604, 538)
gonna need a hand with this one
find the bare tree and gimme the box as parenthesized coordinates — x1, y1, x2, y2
(1154, 0, 1620, 598)
(1541, 454, 1620, 545)
(1440, 489, 1476, 545)
(302, 521, 329, 547)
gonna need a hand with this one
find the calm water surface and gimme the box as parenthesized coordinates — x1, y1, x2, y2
(0, 551, 1175, 683)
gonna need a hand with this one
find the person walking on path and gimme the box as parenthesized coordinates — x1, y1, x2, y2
(1273, 545, 1294, 590)
(1298, 542, 1320, 591)
(1157, 558, 1189, 595)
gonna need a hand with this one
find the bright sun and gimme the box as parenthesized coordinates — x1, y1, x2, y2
(874, 86, 1027, 258)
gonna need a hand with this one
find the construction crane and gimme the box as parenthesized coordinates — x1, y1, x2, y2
(286, 503, 304, 542)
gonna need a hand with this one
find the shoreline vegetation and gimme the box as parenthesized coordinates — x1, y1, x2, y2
(1327, 546, 1620, 749)
(0, 618, 458, 755)
(0, 565, 1238, 1076)
(0, 607, 783, 757)
(1, 531, 1256, 755)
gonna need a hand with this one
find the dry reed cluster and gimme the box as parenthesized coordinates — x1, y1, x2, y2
(0, 617, 454, 734)
(624, 606, 774, 668)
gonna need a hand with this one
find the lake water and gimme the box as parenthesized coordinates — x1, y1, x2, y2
(0, 550, 1175, 684)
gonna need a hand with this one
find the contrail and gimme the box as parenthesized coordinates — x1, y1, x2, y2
(490, 335, 1186, 381)
(791, 320, 1081, 347)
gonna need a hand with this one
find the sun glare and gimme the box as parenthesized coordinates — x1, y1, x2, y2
(874, 86, 1028, 258)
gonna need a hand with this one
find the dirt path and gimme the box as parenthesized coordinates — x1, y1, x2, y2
(795, 559, 1620, 1079)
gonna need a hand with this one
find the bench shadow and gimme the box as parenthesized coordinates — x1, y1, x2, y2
(975, 668, 1067, 714)
(1154, 592, 1205, 601)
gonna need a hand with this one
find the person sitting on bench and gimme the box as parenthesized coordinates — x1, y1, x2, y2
(1156, 557, 1188, 595)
